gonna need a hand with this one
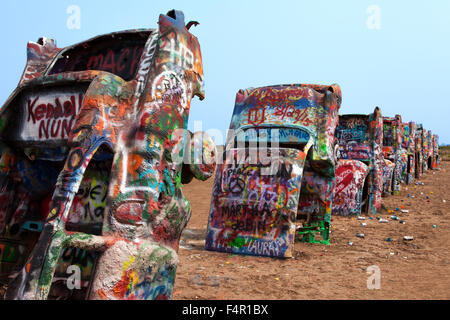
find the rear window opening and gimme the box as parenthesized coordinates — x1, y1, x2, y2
(336, 116, 369, 144)
(383, 124, 394, 147)
(231, 127, 310, 153)
(48, 31, 152, 81)
(232, 140, 306, 150)
(225, 141, 307, 164)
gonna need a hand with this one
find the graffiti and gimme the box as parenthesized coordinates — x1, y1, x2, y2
(66, 166, 109, 235)
(333, 108, 383, 216)
(160, 37, 195, 70)
(273, 105, 314, 126)
(243, 237, 287, 257)
(336, 116, 369, 144)
(415, 124, 424, 178)
(24, 92, 83, 140)
(332, 160, 369, 216)
(431, 134, 440, 169)
(232, 86, 324, 130)
(206, 148, 304, 258)
(400, 122, 416, 184)
(0, 240, 27, 277)
(85, 47, 143, 79)
(382, 159, 395, 195)
(247, 106, 266, 126)
(49, 34, 148, 82)
(2, 10, 215, 301)
(19, 38, 61, 86)
(383, 123, 394, 147)
(0, 241, 22, 264)
(338, 142, 371, 160)
(207, 84, 341, 257)
(110, 258, 175, 300)
(53, 247, 97, 282)
(152, 71, 187, 112)
(382, 116, 403, 195)
(423, 130, 433, 171)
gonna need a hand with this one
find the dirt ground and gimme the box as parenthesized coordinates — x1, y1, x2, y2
(174, 162, 450, 300)
(1, 162, 448, 300)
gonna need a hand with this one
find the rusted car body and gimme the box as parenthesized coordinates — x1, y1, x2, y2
(1, 10, 216, 300)
(205, 84, 342, 258)
(382, 115, 403, 195)
(400, 121, 416, 184)
(332, 107, 384, 216)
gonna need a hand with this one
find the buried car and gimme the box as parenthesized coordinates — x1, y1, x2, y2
(400, 121, 416, 185)
(205, 83, 342, 258)
(332, 107, 384, 216)
(414, 124, 425, 178)
(382, 115, 404, 195)
(424, 130, 433, 171)
(431, 134, 440, 169)
(1, 10, 216, 300)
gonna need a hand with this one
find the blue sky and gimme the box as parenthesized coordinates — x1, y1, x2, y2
(1, 0, 449, 144)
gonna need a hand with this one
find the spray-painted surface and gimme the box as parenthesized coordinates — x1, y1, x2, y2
(382, 159, 395, 196)
(424, 130, 433, 171)
(65, 162, 110, 235)
(206, 84, 342, 257)
(414, 127, 432, 173)
(431, 134, 440, 169)
(400, 122, 416, 184)
(333, 107, 384, 215)
(382, 115, 403, 195)
(332, 160, 369, 216)
(0, 240, 28, 278)
(414, 124, 424, 178)
(1, 10, 216, 300)
(206, 148, 306, 258)
(422, 130, 431, 171)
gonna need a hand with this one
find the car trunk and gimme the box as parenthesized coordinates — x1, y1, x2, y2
(206, 147, 307, 258)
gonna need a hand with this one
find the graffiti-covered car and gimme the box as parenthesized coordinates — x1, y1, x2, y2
(400, 121, 416, 184)
(1, 10, 216, 300)
(414, 127, 439, 174)
(332, 107, 384, 216)
(414, 124, 425, 178)
(424, 130, 433, 171)
(382, 115, 404, 195)
(205, 83, 342, 258)
(431, 134, 440, 169)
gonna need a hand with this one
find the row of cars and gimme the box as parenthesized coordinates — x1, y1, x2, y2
(0, 10, 440, 300)
(204, 89, 440, 259)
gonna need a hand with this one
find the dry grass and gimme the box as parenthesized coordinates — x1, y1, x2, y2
(440, 146, 450, 161)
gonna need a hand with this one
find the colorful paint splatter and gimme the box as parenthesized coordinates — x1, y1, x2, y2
(1, 10, 216, 300)
(206, 84, 342, 257)
(333, 107, 384, 216)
